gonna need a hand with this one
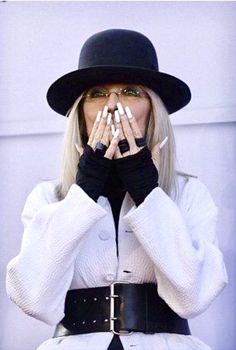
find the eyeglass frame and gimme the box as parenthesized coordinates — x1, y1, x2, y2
(82, 85, 149, 101)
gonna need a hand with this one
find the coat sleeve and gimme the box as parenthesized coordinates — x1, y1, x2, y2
(6, 181, 107, 325)
(123, 177, 228, 319)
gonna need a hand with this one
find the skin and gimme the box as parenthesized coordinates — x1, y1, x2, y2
(83, 83, 151, 160)
(83, 84, 151, 138)
(77, 83, 162, 169)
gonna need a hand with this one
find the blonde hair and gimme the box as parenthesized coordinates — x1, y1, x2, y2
(145, 88, 177, 197)
(55, 87, 177, 200)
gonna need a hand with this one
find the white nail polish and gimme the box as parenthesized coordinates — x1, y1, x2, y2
(102, 105, 108, 118)
(113, 129, 120, 139)
(125, 106, 132, 119)
(96, 110, 102, 122)
(159, 136, 168, 149)
(75, 143, 80, 152)
(111, 124, 115, 136)
(117, 102, 125, 115)
(114, 110, 120, 123)
(107, 113, 112, 125)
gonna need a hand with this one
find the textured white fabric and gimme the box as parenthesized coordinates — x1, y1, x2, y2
(6, 175, 228, 350)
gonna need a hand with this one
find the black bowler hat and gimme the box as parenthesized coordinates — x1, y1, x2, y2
(47, 29, 191, 116)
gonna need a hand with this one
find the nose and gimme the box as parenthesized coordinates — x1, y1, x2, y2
(106, 92, 119, 113)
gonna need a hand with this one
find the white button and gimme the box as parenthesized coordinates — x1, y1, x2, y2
(98, 197, 107, 206)
(99, 230, 110, 241)
(106, 273, 115, 281)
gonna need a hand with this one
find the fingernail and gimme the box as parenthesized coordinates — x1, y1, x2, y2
(111, 124, 115, 136)
(125, 106, 132, 119)
(114, 110, 120, 123)
(75, 143, 80, 152)
(102, 105, 108, 118)
(107, 113, 112, 125)
(113, 129, 120, 139)
(96, 110, 102, 122)
(75, 143, 83, 154)
(117, 102, 125, 115)
(159, 136, 168, 149)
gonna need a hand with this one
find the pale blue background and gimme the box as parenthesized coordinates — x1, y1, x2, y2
(1, 2, 235, 350)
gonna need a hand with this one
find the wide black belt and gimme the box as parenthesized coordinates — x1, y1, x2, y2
(53, 282, 190, 337)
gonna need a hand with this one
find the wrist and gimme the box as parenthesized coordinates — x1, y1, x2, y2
(76, 146, 112, 201)
(115, 147, 158, 205)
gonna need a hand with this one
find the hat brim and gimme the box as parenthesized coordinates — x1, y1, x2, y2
(46, 66, 191, 115)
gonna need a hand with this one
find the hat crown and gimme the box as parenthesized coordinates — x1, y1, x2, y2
(79, 29, 159, 71)
(47, 28, 191, 116)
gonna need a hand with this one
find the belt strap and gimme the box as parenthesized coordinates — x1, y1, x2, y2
(53, 283, 190, 337)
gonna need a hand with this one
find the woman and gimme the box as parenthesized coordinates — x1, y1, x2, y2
(6, 29, 227, 350)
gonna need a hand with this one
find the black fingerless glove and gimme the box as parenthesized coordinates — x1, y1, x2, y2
(76, 145, 112, 201)
(115, 147, 158, 206)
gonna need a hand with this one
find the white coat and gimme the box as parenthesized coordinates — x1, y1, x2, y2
(6, 174, 228, 350)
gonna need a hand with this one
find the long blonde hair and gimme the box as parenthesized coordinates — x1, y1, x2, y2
(55, 87, 177, 200)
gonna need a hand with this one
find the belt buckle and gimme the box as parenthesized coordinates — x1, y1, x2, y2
(110, 282, 133, 336)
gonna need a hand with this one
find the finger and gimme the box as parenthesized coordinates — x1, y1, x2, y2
(88, 110, 102, 146)
(100, 113, 112, 146)
(104, 128, 120, 159)
(111, 123, 116, 138)
(117, 102, 125, 116)
(118, 104, 139, 155)
(114, 110, 129, 156)
(124, 106, 142, 138)
(91, 105, 109, 149)
(116, 104, 129, 141)
(114, 144, 122, 159)
(110, 123, 121, 159)
(111, 124, 122, 159)
(109, 120, 120, 159)
(114, 110, 125, 139)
